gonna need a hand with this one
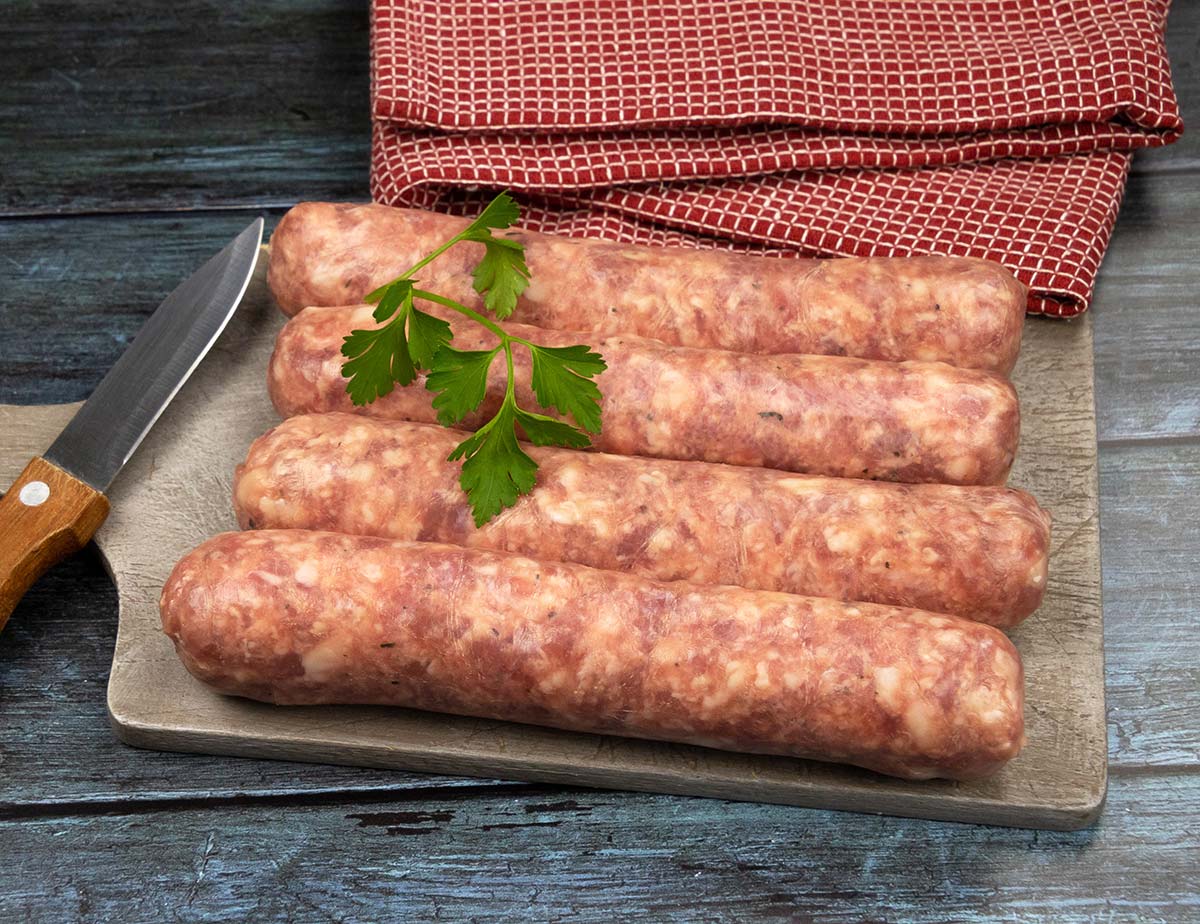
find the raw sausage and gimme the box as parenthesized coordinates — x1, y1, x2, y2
(270, 306, 1020, 485)
(234, 414, 1050, 627)
(160, 530, 1027, 781)
(268, 305, 1021, 486)
(267, 202, 1027, 374)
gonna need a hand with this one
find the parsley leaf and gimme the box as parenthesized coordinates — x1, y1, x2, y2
(429, 342, 598, 523)
(448, 405, 538, 527)
(527, 344, 606, 433)
(425, 345, 499, 426)
(407, 305, 453, 369)
(514, 407, 593, 448)
(467, 236, 530, 319)
(341, 321, 415, 405)
(342, 280, 442, 403)
(370, 278, 414, 322)
(462, 192, 521, 235)
(450, 191, 530, 318)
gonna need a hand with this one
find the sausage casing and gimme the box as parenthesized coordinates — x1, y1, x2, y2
(267, 202, 1027, 374)
(235, 414, 1050, 627)
(161, 530, 1026, 781)
(269, 305, 1021, 486)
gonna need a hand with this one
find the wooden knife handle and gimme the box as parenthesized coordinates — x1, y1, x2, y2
(0, 457, 109, 633)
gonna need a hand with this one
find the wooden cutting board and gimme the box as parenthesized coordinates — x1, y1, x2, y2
(0, 250, 1106, 830)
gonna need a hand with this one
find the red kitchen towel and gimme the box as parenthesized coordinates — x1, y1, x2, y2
(369, 0, 1182, 317)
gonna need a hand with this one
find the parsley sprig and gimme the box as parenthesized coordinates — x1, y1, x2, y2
(340, 193, 606, 527)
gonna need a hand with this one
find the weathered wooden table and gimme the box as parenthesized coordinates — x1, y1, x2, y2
(1, 4, 1196, 920)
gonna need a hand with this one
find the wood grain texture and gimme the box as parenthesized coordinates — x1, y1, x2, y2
(0, 457, 109, 631)
(1131, 1, 1199, 175)
(1099, 442, 1200, 768)
(1092, 169, 1200, 442)
(1, 771, 1198, 924)
(0, 1, 369, 216)
(0, 213, 287, 405)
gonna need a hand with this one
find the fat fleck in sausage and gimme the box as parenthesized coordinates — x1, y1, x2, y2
(161, 530, 1026, 781)
(268, 305, 1020, 486)
(267, 202, 1027, 374)
(234, 414, 1050, 627)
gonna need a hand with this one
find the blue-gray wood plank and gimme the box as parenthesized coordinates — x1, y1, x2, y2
(0, 1, 1197, 920)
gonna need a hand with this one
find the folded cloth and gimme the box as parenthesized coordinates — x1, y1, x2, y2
(369, 0, 1182, 316)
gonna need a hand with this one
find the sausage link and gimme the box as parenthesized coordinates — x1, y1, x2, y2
(235, 414, 1050, 627)
(161, 530, 1026, 781)
(267, 202, 1027, 374)
(269, 305, 1020, 486)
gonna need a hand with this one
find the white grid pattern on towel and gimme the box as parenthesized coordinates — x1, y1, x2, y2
(370, 0, 1181, 316)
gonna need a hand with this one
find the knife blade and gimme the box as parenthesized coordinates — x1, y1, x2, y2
(0, 218, 264, 631)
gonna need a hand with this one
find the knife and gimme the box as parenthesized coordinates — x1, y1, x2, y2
(0, 218, 264, 632)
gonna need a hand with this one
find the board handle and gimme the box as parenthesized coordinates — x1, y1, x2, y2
(0, 457, 109, 633)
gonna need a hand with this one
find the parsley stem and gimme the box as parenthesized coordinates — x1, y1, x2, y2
(400, 232, 470, 284)
(503, 339, 516, 404)
(412, 288, 521, 420)
(365, 234, 473, 304)
(394, 190, 516, 285)
(412, 289, 509, 341)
